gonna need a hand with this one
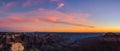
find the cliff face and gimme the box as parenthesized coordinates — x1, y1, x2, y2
(100, 32, 119, 42)
(0, 33, 74, 51)
(0, 32, 120, 51)
(11, 43, 24, 51)
(71, 32, 120, 51)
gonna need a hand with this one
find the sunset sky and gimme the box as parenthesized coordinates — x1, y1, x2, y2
(0, 0, 120, 32)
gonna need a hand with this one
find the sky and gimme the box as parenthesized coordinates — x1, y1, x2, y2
(0, 0, 120, 32)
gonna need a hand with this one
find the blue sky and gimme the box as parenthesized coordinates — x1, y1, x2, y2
(0, 0, 120, 32)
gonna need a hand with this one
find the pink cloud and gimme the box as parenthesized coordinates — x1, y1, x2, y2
(22, 0, 42, 7)
(51, 0, 59, 2)
(10, 17, 23, 22)
(50, 0, 62, 3)
(45, 17, 57, 22)
(23, 0, 32, 7)
(78, 14, 91, 22)
(0, 8, 92, 26)
(32, 18, 42, 23)
(44, 17, 94, 28)
(0, 8, 94, 31)
(0, 16, 42, 26)
(11, 8, 73, 20)
(43, 9, 73, 20)
(68, 11, 92, 23)
(4, 2, 16, 8)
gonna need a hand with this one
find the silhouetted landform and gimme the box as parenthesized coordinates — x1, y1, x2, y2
(0, 32, 120, 51)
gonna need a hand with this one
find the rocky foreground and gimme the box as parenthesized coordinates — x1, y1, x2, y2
(0, 32, 120, 51)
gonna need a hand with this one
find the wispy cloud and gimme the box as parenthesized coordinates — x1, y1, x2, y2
(22, 0, 42, 7)
(56, 3, 64, 9)
(44, 17, 94, 28)
(0, 8, 94, 31)
(51, 0, 59, 2)
(0, 0, 64, 10)
(51, 0, 64, 9)
(4, 2, 16, 8)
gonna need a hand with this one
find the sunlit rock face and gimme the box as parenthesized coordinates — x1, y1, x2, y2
(11, 43, 24, 51)
(100, 32, 118, 42)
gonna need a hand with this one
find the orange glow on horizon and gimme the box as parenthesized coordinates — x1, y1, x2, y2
(13, 26, 120, 32)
